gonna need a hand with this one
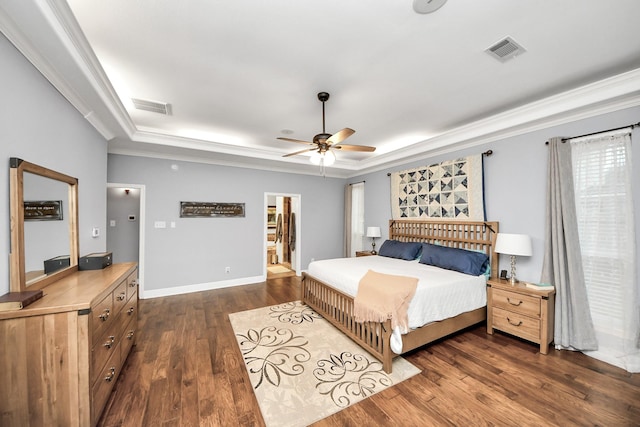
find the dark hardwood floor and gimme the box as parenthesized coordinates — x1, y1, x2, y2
(98, 276, 640, 426)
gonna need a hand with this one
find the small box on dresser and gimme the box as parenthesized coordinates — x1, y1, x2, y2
(486, 278, 555, 354)
(79, 252, 113, 270)
(44, 255, 70, 274)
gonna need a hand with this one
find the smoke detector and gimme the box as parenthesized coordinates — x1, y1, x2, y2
(131, 98, 172, 115)
(485, 36, 526, 62)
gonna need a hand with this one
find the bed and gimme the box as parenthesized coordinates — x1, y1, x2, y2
(302, 219, 499, 373)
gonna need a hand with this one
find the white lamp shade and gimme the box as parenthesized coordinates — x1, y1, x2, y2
(310, 151, 322, 165)
(323, 150, 336, 166)
(494, 233, 532, 256)
(366, 227, 381, 238)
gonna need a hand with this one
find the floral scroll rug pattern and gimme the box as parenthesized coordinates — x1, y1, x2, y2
(229, 301, 421, 427)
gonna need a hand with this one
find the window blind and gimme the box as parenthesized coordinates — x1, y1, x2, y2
(572, 131, 634, 337)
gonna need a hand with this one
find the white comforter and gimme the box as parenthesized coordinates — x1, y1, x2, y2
(307, 255, 486, 333)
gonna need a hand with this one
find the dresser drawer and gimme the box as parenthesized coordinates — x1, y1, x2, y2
(92, 349, 122, 425)
(492, 307, 540, 342)
(121, 315, 137, 362)
(92, 292, 114, 341)
(126, 271, 138, 300)
(492, 289, 540, 317)
(92, 320, 120, 384)
(112, 279, 128, 314)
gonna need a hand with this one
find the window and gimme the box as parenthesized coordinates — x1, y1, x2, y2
(572, 130, 638, 370)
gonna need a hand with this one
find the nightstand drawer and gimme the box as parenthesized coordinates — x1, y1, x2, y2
(492, 307, 540, 342)
(492, 289, 540, 317)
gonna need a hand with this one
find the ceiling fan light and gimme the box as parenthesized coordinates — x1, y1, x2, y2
(323, 150, 336, 166)
(310, 151, 322, 165)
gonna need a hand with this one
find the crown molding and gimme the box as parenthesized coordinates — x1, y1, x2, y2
(3, 2, 639, 175)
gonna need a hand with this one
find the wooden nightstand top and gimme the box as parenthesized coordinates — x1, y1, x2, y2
(355, 251, 375, 257)
(487, 278, 555, 298)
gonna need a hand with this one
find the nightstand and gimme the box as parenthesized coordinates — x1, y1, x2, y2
(355, 251, 375, 257)
(486, 278, 555, 354)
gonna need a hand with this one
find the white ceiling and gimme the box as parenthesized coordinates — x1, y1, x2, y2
(2, 1, 640, 177)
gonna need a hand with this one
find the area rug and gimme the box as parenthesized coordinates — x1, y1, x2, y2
(229, 301, 421, 427)
(267, 265, 291, 274)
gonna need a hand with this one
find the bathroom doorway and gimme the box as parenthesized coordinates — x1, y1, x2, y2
(265, 193, 300, 279)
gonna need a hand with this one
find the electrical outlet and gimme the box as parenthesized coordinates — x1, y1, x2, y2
(225, 266, 231, 274)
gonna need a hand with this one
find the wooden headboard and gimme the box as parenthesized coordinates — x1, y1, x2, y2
(389, 219, 500, 278)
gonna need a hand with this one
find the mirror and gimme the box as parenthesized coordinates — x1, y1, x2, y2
(9, 158, 79, 292)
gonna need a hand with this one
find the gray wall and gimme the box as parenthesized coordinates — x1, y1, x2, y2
(351, 105, 640, 285)
(107, 155, 344, 293)
(0, 34, 108, 295)
(107, 187, 140, 264)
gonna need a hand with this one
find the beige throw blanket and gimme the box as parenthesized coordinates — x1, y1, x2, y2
(353, 270, 418, 333)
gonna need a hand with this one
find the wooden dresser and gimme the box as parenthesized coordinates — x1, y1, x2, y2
(486, 278, 555, 354)
(0, 262, 138, 426)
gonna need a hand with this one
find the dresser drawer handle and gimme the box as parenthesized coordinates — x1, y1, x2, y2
(507, 317, 523, 327)
(103, 335, 115, 349)
(127, 331, 135, 340)
(117, 292, 126, 301)
(129, 279, 138, 287)
(104, 367, 116, 382)
(98, 308, 110, 321)
(506, 297, 523, 306)
(127, 307, 135, 315)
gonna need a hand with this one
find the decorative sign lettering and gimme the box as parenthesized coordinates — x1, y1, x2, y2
(180, 202, 245, 218)
(24, 200, 63, 221)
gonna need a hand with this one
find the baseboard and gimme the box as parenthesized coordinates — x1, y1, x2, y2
(141, 275, 265, 299)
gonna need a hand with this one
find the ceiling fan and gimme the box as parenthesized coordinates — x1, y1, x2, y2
(278, 92, 376, 166)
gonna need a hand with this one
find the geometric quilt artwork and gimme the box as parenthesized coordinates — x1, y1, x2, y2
(390, 154, 485, 220)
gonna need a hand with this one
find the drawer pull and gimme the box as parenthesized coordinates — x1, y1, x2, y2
(117, 292, 126, 301)
(127, 306, 135, 315)
(507, 317, 523, 327)
(130, 279, 138, 287)
(98, 308, 110, 321)
(103, 335, 115, 349)
(127, 331, 135, 340)
(506, 297, 523, 306)
(104, 367, 116, 382)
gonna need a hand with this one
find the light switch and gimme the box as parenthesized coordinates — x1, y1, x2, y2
(154, 221, 166, 229)
(110, 220, 116, 227)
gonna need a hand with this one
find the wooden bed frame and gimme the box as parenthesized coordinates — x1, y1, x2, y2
(302, 219, 499, 373)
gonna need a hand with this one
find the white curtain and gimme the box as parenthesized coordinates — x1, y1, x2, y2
(571, 130, 639, 372)
(350, 182, 365, 256)
(541, 138, 598, 351)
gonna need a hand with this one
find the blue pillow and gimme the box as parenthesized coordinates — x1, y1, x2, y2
(378, 240, 422, 261)
(419, 243, 489, 276)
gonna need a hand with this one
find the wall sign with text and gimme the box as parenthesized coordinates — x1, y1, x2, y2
(180, 202, 245, 218)
(24, 200, 63, 221)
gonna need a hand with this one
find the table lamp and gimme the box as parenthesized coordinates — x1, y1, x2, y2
(494, 233, 532, 285)
(366, 226, 381, 254)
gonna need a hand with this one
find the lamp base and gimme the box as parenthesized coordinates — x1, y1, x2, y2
(509, 255, 518, 286)
(371, 240, 377, 255)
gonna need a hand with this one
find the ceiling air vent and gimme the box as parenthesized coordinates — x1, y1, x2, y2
(485, 36, 526, 62)
(131, 98, 172, 115)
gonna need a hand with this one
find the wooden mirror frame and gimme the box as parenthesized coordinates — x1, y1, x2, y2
(9, 158, 79, 292)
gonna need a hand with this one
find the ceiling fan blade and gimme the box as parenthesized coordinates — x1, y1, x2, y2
(277, 137, 314, 145)
(326, 128, 355, 145)
(332, 144, 376, 152)
(283, 147, 317, 158)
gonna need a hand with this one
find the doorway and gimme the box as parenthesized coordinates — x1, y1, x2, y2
(107, 183, 146, 297)
(265, 193, 300, 279)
